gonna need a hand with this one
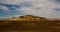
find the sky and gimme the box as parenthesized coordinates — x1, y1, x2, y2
(0, 0, 60, 19)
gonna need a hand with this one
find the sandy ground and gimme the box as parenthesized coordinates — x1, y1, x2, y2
(0, 21, 60, 32)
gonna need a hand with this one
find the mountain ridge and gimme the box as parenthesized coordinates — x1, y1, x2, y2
(1, 15, 59, 21)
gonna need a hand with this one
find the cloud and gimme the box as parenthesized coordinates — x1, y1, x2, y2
(0, 0, 60, 19)
(55, 0, 60, 3)
(0, 5, 9, 11)
(53, 8, 60, 11)
(48, 0, 60, 4)
(0, 0, 22, 5)
(0, 3, 23, 19)
(18, 0, 60, 18)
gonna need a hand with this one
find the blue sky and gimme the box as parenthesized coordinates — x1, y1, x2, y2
(0, 0, 60, 19)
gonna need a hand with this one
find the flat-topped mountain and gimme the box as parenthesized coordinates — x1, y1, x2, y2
(1, 15, 60, 21)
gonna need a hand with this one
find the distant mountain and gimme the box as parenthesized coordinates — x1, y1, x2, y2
(1, 15, 60, 21)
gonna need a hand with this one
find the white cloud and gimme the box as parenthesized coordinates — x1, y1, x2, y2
(0, 0, 22, 5)
(0, 0, 60, 18)
(0, 5, 9, 11)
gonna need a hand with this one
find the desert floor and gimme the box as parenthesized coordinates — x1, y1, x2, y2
(0, 21, 60, 32)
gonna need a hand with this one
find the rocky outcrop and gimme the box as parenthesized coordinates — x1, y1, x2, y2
(5, 15, 47, 21)
(1, 15, 60, 21)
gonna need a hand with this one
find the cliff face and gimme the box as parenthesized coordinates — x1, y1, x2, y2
(1, 15, 60, 21)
